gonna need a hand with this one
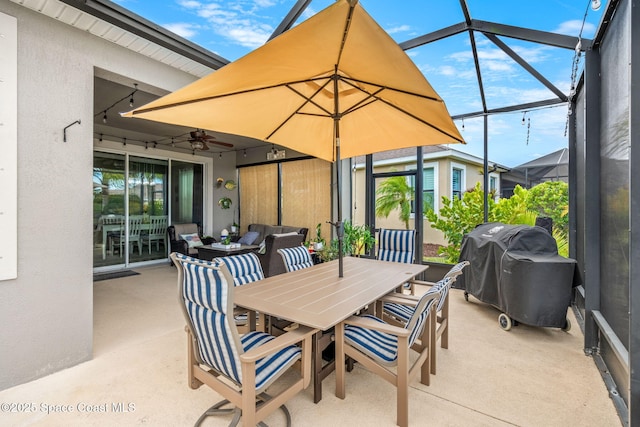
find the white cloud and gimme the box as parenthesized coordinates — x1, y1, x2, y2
(178, 0, 202, 8)
(386, 25, 411, 35)
(554, 20, 596, 37)
(173, 1, 279, 49)
(164, 22, 200, 39)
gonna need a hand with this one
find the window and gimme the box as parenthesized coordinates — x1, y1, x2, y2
(451, 163, 465, 200)
(406, 163, 437, 214)
(489, 173, 500, 201)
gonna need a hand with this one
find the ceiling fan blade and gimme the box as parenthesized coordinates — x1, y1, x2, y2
(200, 141, 210, 150)
(210, 140, 234, 148)
(189, 131, 198, 139)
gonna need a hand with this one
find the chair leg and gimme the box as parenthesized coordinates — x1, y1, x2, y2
(335, 323, 346, 400)
(397, 338, 409, 427)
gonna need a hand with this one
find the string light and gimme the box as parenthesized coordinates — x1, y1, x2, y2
(461, 118, 465, 131)
(129, 83, 138, 107)
(95, 82, 139, 123)
(243, 149, 247, 158)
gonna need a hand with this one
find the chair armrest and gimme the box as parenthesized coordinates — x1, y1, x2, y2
(170, 239, 189, 255)
(379, 293, 419, 307)
(240, 325, 318, 363)
(409, 279, 437, 287)
(342, 315, 409, 338)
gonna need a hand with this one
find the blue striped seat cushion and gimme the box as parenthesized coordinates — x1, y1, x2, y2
(383, 279, 448, 324)
(241, 331, 302, 391)
(278, 246, 313, 272)
(345, 315, 399, 365)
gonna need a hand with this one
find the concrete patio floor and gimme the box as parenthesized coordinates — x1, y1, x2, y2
(0, 264, 621, 426)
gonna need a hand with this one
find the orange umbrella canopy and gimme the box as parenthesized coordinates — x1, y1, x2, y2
(124, 0, 464, 162)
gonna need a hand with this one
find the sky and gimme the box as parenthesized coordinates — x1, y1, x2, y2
(113, 0, 604, 167)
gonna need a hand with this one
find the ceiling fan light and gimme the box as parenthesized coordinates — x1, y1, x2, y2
(191, 140, 204, 150)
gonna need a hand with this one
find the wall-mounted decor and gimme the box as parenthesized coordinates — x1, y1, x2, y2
(224, 180, 236, 190)
(218, 197, 232, 209)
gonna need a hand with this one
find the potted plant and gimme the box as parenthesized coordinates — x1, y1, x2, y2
(343, 220, 375, 256)
(313, 223, 326, 251)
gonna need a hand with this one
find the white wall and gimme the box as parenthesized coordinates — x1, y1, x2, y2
(0, 2, 202, 390)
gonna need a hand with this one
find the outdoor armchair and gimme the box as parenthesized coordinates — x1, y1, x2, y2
(382, 262, 469, 374)
(167, 223, 214, 258)
(171, 252, 315, 427)
(335, 286, 442, 427)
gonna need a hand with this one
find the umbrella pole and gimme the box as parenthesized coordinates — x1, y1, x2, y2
(336, 138, 344, 277)
(333, 67, 344, 278)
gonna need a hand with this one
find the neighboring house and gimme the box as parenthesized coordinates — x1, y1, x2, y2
(352, 145, 507, 246)
(501, 148, 569, 196)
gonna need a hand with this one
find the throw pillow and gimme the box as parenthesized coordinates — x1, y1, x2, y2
(271, 232, 299, 237)
(180, 233, 203, 248)
(238, 231, 260, 245)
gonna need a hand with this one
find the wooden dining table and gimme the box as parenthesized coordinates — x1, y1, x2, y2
(234, 256, 428, 403)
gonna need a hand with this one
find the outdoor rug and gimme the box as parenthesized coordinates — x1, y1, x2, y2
(93, 270, 140, 282)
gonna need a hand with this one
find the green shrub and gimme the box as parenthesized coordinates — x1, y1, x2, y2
(426, 182, 569, 262)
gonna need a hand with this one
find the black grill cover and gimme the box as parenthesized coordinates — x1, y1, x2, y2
(457, 222, 581, 328)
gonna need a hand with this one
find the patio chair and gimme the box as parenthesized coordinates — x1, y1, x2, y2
(141, 215, 168, 254)
(335, 284, 442, 427)
(110, 215, 144, 257)
(377, 228, 417, 294)
(170, 252, 315, 427)
(214, 252, 265, 332)
(277, 246, 314, 272)
(382, 266, 465, 375)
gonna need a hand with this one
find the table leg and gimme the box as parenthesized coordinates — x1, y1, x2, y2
(312, 330, 336, 404)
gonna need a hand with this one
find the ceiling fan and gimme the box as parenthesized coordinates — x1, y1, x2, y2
(186, 130, 233, 151)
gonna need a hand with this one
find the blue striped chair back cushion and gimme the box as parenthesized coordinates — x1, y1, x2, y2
(278, 246, 314, 272)
(174, 253, 303, 392)
(214, 252, 264, 286)
(377, 229, 416, 264)
(444, 261, 470, 282)
(345, 284, 442, 365)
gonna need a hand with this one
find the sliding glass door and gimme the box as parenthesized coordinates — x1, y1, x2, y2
(93, 152, 170, 269)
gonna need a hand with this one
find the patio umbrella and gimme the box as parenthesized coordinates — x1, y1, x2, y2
(123, 0, 464, 276)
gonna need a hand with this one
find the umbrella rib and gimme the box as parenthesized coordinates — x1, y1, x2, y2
(342, 75, 442, 102)
(128, 76, 332, 115)
(337, 77, 464, 143)
(265, 80, 334, 140)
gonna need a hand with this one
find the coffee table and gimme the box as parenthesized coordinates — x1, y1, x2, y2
(196, 244, 260, 261)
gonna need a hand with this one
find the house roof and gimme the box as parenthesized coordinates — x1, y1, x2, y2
(514, 148, 569, 169)
(353, 145, 510, 172)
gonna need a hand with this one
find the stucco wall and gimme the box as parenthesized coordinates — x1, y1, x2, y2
(0, 3, 201, 390)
